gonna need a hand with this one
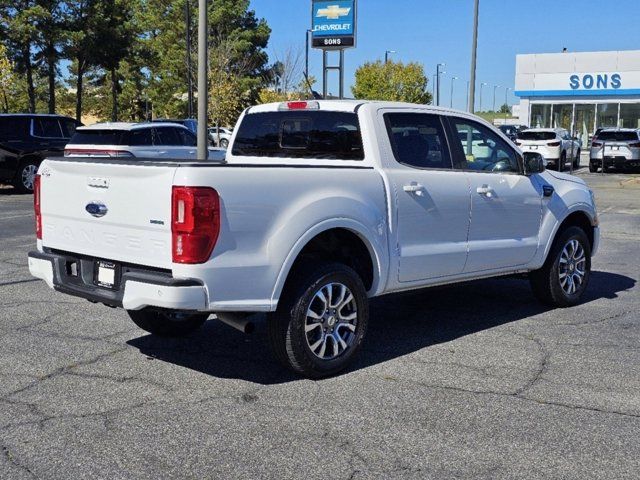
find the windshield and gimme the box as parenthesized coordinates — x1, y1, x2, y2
(232, 111, 364, 160)
(596, 131, 639, 142)
(518, 131, 556, 141)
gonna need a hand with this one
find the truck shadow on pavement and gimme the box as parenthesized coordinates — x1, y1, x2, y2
(127, 270, 635, 384)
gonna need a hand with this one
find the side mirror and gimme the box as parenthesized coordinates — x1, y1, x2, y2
(523, 152, 545, 175)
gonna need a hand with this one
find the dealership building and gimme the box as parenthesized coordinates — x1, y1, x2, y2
(515, 49, 640, 144)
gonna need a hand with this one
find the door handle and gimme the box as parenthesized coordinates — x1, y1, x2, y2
(403, 183, 424, 196)
(476, 185, 494, 197)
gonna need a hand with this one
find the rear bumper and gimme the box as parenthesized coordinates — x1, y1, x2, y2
(28, 250, 207, 311)
(590, 157, 640, 169)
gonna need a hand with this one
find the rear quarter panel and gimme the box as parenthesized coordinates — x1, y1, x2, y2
(172, 166, 389, 311)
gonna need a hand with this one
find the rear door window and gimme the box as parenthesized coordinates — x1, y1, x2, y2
(175, 128, 197, 146)
(33, 118, 63, 138)
(154, 127, 181, 146)
(60, 119, 79, 138)
(232, 111, 364, 160)
(384, 112, 452, 169)
(128, 128, 153, 146)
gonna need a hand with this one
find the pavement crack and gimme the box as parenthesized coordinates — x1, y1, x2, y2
(1, 443, 38, 479)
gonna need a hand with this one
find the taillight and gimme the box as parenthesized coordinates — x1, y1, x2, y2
(547, 141, 561, 147)
(591, 141, 603, 148)
(34, 174, 42, 239)
(515, 140, 522, 146)
(171, 186, 220, 264)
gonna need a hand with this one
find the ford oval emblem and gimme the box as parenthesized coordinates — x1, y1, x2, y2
(86, 201, 108, 218)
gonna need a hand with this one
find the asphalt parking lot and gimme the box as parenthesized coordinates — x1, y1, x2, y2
(0, 167, 639, 479)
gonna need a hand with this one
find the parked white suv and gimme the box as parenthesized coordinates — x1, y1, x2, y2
(208, 127, 233, 149)
(589, 128, 640, 172)
(65, 122, 225, 161)
(517, 128, 581, 171)
(29, 101, 599, 378)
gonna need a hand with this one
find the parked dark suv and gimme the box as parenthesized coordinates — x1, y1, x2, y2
(0, 114, 82, 193)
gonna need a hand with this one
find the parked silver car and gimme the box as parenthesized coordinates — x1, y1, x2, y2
(589, 128, 640, 172)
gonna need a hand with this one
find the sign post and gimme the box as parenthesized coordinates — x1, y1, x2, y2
(311, 0, 357, 99)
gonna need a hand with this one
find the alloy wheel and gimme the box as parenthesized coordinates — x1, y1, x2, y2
(558, 239, 586, 295)
(304, 282, 358, 360)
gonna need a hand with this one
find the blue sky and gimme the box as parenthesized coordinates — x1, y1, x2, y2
(250, 0, 640, 110)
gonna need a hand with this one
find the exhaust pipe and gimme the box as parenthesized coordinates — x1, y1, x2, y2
(216, 313, 255, 334)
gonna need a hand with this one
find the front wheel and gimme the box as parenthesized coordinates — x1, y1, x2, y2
(589, 161, 598, 173)
(530, 226, 591, 307)
(267, 262, 369, 378)
(219, 138, 229, 149)
(127, 309, 209, 337)
(573, 149, 581, 169)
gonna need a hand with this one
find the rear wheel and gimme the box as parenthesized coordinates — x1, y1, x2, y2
(558, 152, 566, 172)
(14, 159, 39, 193)
(267, 262, 368, 378)
(219, 138, 229, 149)
(573, 149, 581, 168)
(127, 309, 209, 337)
(530, 226, 591, 307)
(589, 161, 598, 173)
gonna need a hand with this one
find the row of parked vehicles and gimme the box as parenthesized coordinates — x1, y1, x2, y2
(499, 123, 640, 173)
(0, 114, 229, 193)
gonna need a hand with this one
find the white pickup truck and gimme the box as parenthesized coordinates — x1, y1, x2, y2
(28, 100, 600, 378)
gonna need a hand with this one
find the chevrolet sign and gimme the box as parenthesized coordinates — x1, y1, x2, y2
(312, 0, 356, 50)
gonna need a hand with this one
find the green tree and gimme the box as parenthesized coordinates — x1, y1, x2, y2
(63, 0, 100, 121)
(352, 60, 432, 104)
(92, 0, 137, 121)
(34, 0, 64, 113)
(0, 43, 15, 112)
(499, 103, 511, 114)
(0, 1, 47, 112)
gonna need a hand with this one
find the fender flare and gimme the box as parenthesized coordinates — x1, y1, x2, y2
(269, 218, 388, 309)
(540, 204, 596, 264)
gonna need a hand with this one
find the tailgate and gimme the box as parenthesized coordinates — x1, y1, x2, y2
(39, 159, 177, 269)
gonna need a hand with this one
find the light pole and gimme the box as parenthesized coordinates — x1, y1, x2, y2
(466, 80, 470, 112)
(196, 0, 208, 160)
(436, 63, 445, 106)
(450, 76, 458, 108)
(468, 0, 479, 112)
(479, 82, 487, 112)
(385, 50, 396, 63)
(185, 0, 193, 118)
(504, 87, 511, 122)
(305, 29, 311, 81)
(492, 84, 500, 112)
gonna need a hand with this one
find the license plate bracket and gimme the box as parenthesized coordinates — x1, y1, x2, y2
(94, 260, 119, 289)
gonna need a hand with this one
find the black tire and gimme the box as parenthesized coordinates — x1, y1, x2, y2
(219, 138, 229, 149)
(573, 149, 581, 169)
(529, 226, 591, 308)
(267, 262, 369, 379)
(127, 309, 209, 337)
(589, 161, 597, 173)
(558, 152, 566, 172)
(13, 158, 40, 194)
